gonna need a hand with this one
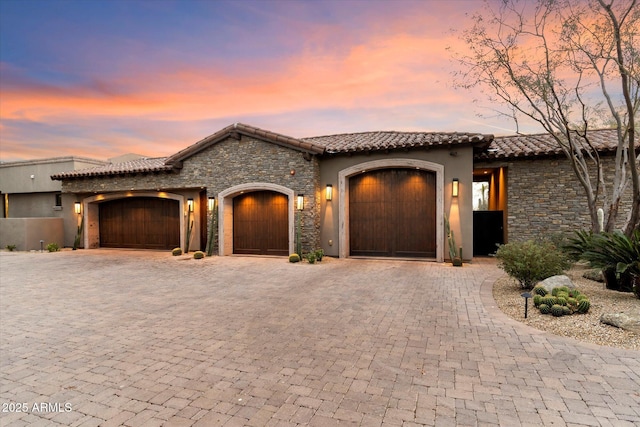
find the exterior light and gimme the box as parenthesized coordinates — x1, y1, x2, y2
(325, 184, 333, 201)
(208, 197, 215, 211)
(297, 194, 304, 211)
(452, 179, 459, 197)
(187, 198, 194, 212)
(74, 202, 81, 215)
(521, 292, 532, 318)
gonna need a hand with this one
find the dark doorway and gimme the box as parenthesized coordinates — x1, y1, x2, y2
(473, 211, 504, 255)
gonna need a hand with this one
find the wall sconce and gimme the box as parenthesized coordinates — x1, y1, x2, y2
(452, 179, 459, 197)
(325, 184, 333, 201)
(208, 197, 215, 211)
(74, 202, 81, 215)
(297, 194, 304, 211)
(187, 198, 194, 212)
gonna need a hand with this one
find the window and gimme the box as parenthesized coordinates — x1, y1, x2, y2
(473, 181, 489, 211)
(55, 193, 62, 207)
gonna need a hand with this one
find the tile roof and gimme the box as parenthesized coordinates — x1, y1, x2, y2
(51, 157, 172, 180)
(476, 128, 630, 160)
(304, 131, 493, 154)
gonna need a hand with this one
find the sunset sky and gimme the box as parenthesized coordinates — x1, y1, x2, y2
(0, 0, 534, 162)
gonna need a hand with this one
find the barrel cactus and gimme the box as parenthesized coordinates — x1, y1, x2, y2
(533, 285, 548, 296)
(551, 304, 564, 317)
(289, 253, 301, 263)
(193, 251, 205, 259)
(577, 299, 591, 314)
(533, 294, 543, 307)
(562, 306, 572, 316)
(172, 247, 183, 256)
(539, 304, 551, 314)
(556, 296, 567, 306)
(542, 296, 556, 307)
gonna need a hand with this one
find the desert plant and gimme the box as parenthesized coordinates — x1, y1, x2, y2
(314, 249, 324, 262)
(533, 294, 542, 307)
(576, 299, 591, 314)
(563, 230, 596, 262)
(289, 253, 300, 263)
(495, 240, 570, 289)
(551, 304, 564, 317)
(307, 252, 316, 264)
(172, 247, 183, 256)
(193, 251, 205, 259)
(533, 285, 548, 296)
(551, 286, 568, 297)
(539, 304, 551, 314)
(73, 214, 84, 250)
(444, 214, 462, 265)
(562, 306, 572, 316)
(541, 296, 556, 307)
(46, 243, 60, 252)
(556, 297, 567, 306)
(582, 230, 640, 293)
(5, 244, 16, 251)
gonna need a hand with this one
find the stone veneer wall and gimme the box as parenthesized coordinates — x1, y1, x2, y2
(476, 154, 635, 242)
(62, 135, 321, 254)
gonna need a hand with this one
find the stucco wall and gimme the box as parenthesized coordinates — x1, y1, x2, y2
(476, 154, 635, 241)
(318, 146, 475, 260)
(0, 218, 64, 251)
(62, 135, 321, 254)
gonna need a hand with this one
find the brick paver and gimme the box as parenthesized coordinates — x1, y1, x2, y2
(1, 250, 638, 426)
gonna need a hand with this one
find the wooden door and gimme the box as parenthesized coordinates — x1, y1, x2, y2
(349, 168, 436, 258)
(99, 197, 180, 250)
(233, 191, 288, 256)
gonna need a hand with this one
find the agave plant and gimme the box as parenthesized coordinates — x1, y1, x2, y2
(581, 230, 640, 294)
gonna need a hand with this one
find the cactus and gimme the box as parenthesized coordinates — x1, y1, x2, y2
(172, 247, 182, 256)
(576, 294, 588, 302)
(533, 285, 548, 296)
(556, 296, 567, 306)
(577, 299, 591, 313)
(533, 294, 543, 307)
(193, 251, 205, 259)
(307, 252, 316, 264)
(289, 253, 301, 263)
(551, 304, 564, 317)
(552, 286, 569, 297)
(542, 296, 556, 307)
(567, 297, 577, 307)
(562, 306, 572, 316)
(539, 304, 551, 314)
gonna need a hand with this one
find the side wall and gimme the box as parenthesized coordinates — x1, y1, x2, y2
(475, 155, 635, 241)
(0, 218, 64, 251)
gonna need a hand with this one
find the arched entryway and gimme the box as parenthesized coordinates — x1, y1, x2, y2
(218, 183, 295, 256)
(338, 159, 444, 261)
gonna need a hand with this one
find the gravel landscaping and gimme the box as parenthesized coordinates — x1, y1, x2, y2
(493, 268, 640, 351)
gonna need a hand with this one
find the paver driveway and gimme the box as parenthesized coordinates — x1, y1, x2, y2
(0, 250, 638, 427)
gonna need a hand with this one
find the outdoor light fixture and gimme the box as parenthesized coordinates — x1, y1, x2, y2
(452, 178, 459, 197)
(187, 198, 194, 212)
(297, 194, 304, 211)
(74, 202, 81, 215)
(325, 184, 333, 201)
(208, 197, 215, 211)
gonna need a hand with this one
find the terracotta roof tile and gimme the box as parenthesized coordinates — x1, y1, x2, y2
(51, 157, 172, 180)
(305, 131, 493, 154)
(476, 128, 631, 160)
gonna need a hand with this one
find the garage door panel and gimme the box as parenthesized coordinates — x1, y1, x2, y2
(99, 197, 179, 250)
(233, 191, 288, 256)
(349, 168, 436, 258)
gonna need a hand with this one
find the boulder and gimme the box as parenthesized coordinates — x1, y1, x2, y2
(537, 275, 576, 294)
(600, 309, 640, 334)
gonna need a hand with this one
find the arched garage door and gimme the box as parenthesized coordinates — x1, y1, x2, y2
(233, 191, 288, 256)
(349, 168, 436, 258)
(99, 197, 180, 250)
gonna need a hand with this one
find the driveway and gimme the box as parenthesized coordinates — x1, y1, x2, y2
(0, 250, 638, 426)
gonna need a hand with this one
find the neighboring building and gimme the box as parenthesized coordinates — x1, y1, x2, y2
(5, 124, 634, 259)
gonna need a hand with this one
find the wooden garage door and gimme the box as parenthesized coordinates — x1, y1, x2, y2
(233, 191, 288, 256)
(99, 197, 180, 250)
(349, 168, 436, 258)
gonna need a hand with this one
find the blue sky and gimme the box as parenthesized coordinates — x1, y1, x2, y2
(1, 0, 530, 161)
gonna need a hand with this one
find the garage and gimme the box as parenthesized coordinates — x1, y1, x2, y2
(233, 190, 288, 256)
(349, 168, 436, 258)
(99, 197, 180, 250)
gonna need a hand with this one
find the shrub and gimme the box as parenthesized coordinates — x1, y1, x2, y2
(289, 253, 300, 263)
(314, 249, 324, 262)
(5, 244, 16, 251)
(495, 240, 570, 290)
(582, 230, 640, 294)
(172, 247, 183, 256)
(193, 251, 205, 259)
(46, 243, 60, 252)
(307, 252, 316, 264)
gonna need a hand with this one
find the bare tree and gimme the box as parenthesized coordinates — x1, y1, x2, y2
(453, 0, 639, 235)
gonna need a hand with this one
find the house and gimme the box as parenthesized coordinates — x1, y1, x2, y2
(7, 123, 632, 259)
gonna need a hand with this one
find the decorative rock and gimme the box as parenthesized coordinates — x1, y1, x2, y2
(537, 275, 576, 294)
(600, 309, 640, 334)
